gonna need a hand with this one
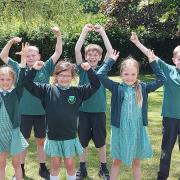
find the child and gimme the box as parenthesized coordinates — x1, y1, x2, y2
(0, 43, 28, 180)
(75, 24, 112, 180)
(97, 50, 166, 180)
(0, 26, 62, 178)
(131, 32, 180, 180)
(23, 59, 100, 180)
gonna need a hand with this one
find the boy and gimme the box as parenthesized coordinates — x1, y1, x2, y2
(130, 32, 180, 180)
(0, 26, 62, 179)
(75, 24, 112, 180)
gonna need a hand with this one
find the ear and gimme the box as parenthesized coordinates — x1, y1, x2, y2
(172, 57, 176, 64)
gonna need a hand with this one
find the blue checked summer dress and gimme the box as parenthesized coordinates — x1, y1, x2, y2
(0, 95, 28, 156)
(110, 85, 153, 165)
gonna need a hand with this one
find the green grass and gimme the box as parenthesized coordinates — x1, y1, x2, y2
(6, 75, 179, 180)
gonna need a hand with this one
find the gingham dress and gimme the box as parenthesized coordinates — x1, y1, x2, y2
(0, 95, 28, 155)
(110, 85, 153, 165)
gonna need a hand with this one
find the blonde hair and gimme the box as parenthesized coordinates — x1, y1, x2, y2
(120, 57, 143, 107)
(173, 45, 180, 58)
(28, 46, 39, 53)
(53, 61, 77, 84)
(85, 44, 103, 57)
(0, 66, 16, 84)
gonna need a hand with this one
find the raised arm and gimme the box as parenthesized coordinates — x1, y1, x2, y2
(15, 42, 28, 98)
(97, 50, 119, 91)
(130, 32, 159, 60)
(0, 37, 22, 64)
(78, 62, 100, 101)
(146, 50, 166, 92)
(50, 26, 62, 64)
(75, 24, 94, 65)
(24, 61, 46, 100)
(94, 25, 112, 59)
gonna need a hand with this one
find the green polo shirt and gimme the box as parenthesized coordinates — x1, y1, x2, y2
(8, 58, 55, 115)
(78, 65, 106, 112)
(157, 58, 180, 119)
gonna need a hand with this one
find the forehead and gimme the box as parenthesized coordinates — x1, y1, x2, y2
(86, 49, 100, 55)
(59, 69, 72, 75)
(0, 73, 13, 79)
(174, 52, 180, 58)
(27, 49, 39, 55)
(122, 66, 138, 73)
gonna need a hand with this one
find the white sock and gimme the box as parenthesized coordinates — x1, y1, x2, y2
(67, 174, 76, 180)
(50, 174, 60, 180)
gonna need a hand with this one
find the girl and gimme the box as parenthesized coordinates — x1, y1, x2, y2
(23, 60, 100, 180)
(0, 44, 28, 180)
(97, 50, 166, 180)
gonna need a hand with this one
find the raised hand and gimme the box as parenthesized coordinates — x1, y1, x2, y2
(109, 49, 120, 61)
(94, 24, 104, 33)
(81, 62, 91, 71)
(33, 61, 44, 70)
(15, 42, 29, 68)
(130, 32, 139, 44)
(51, 26, 61, 37)
(147, 49, 157, 63)
(83, 24, 94, 33)
(11, 37, 22, 44)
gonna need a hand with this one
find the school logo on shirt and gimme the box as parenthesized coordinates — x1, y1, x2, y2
(68, 96, 76, 104)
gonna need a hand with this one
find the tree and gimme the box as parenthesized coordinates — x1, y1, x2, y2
(101, 0, 180, 38)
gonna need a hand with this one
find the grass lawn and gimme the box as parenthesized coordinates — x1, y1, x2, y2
(6, 75, 179, 180)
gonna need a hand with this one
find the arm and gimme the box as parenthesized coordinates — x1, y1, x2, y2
(146, 59, 166, 93)
(75, 24, 94, 64)
(50, 26, 62, 64)
(130, 32, 151, 58)
(79, 62, 100, 101)
(94, 25, 112, 59)
(15, 42, 28, 99)
(23, 61, 47, 100)
(97, 50, 119, 91)
(0, 37, 22, 64)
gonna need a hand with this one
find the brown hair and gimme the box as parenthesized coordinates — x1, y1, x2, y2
(173, 45, 180, 58)
(53, 61, 77, 84)
(0, 66, 16, 84)
(120, 57, 143, 107)
(85, 44, 103, 57)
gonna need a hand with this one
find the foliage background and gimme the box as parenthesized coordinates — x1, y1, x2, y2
(0, 0, 179, 73)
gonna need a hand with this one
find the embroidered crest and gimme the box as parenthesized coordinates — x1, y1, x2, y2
(68, 96, 76, 104)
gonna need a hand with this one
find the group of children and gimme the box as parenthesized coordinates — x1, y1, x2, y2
(0, 24, 179, 180)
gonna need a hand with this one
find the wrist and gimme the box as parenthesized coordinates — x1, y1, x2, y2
(9, 39, 15, 44)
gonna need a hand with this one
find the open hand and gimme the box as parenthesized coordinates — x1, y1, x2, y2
(109, 49, 120, 61)
(147, 49, 157, 62)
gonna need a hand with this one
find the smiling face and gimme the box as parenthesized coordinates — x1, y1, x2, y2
(56, 70, 73, 87)
(0, 67, 16, 91)
(120, 58, 139, 86)
(26, 47, 41, 68)
(85, 44, 102, 69)
(85, 50, 102, 68)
